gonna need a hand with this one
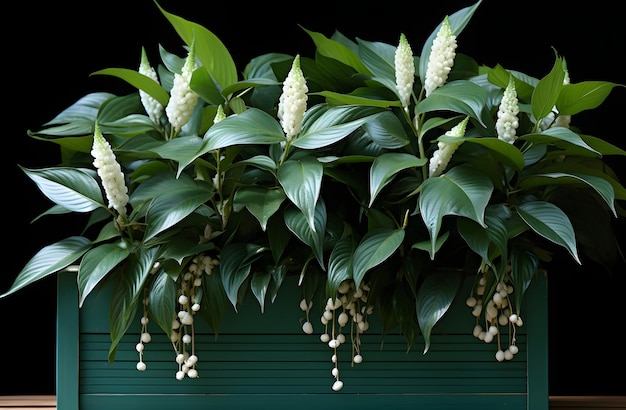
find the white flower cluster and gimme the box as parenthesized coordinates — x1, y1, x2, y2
(465, 272, 523, 363)
(91, 123, 129, 219)
(277, 54, 308, 141)
(165, 45, 199, 134)
(424, 16, 457, 97)
(138, 47, 164, 125)
(428, 116, 469, 177)
(394, 33, 415, 111)
(300, 279, 372, 392)
(496, 76, 520, 144)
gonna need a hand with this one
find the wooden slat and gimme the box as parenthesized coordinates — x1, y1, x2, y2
(0, 395, 56, 409)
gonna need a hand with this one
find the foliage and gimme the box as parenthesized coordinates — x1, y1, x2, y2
(3, 0, 625, 388)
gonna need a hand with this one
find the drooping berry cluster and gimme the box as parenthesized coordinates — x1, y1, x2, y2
(135, 254, 219, 379)
(300, 279, 372, 391)
(465, 271, 522, 362)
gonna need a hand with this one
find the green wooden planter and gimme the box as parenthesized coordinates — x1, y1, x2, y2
(57, 271, 548, 410)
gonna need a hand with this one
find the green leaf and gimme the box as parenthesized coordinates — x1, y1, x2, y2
(292, 105, 384, 150)
(314, 90, 401, 108)
(199, 268, 230, 334)
(233, 187, 286, 231)
(284, 201, 327, 268)
(557, 81, 622, 116)
(108, 247, 158, 362)
(39, 92, 113, 129)
(516, 201, 580, 264)
(362, 110, 411, 149)
(519, 172, 616, 216)
(78, 241, 132, 307)
(415, 80, 489, 127)
(147, 270, 177, 336)
(157, 3, 238, 88)
(91, 67, 170, 107)
(250, 271, 272, 313)
(142, 181, 214, 242)
(464, 137, 525, 171)
(369, 153, 426, 206)
(327, 237, 356, 296)
(0, 236, 92, 298)
(509, 248, 538, 313)
(531, 56, 565, 123)
(521, 125, 600, 156)
(21, 166, 105, 213)
(199, 108, 285, 153)
(302, 27, 372, 75)
(219, 243, 266, 311)
(416, 271, 463, 354)
(419, 165, 493, 258)
(352, 227, 405, 290)
(277, 157, 323, 232)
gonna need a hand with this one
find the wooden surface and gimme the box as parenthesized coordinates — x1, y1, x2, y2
(1, 395, 625, 409)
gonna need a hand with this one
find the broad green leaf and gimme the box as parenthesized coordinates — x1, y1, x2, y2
(352, 227, 405, 290)
(284, 202, 327, 268)
(292, 106, 384, 150)
(531, 56, 565, 123)
(415, 80, 489, 127)
(362, 110, 411, 149)
(199, 108, 285, 153)
(219, 243, 266, 311)
(277, 157, 323, 232)
(464, 137, 525, 171)
(199, 268, 230, 334)
(99, 114, 159, 137)
(302, 27, 372, 75)
(519, 172, 616, 216)
(516, 201, 580, 264)
(108, 247, 158, 362)
(21, 166, 105, 213)
(521, 124, 600, 156)
(557, 81, 622, 116)
(233, 187, 286, 231)
(40, 92, 114, 128)
(419, 165, 493, 258)
(142, 182, 214, 242)
(78, 241, 132, 307)
(416, 271, 463, 354)
(157, 3, 238, 88)
(369, 153, 426, 206)
(0, 236, 92, 298)
(250, 271, 272, 312)
(327, 237, 356, 296)
(147, 270, 178, 336)
(314, 90, 400, 108)
(156, 237, 215, 265)
(91, 67, 170, 107)
(509, 247, 538, 313)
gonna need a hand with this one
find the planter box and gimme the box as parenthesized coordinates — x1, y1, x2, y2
(57, 272, 548, 410)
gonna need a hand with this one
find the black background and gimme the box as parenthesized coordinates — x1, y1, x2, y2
(3, 0, 625, 396)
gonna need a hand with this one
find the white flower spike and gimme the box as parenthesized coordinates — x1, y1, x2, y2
(277, 54, 308, 141)
(165, 40, 199, 135)
(424, 16, 457, 97)
(428, 116, 469, 177)
(395, 33, 415, 112)
(496, 75, 520, 144)
(91, 122, 129, 221)
(138, 47, 164, 126)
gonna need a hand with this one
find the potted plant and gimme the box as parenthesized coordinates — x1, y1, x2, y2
(3, 0, 624, 408)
